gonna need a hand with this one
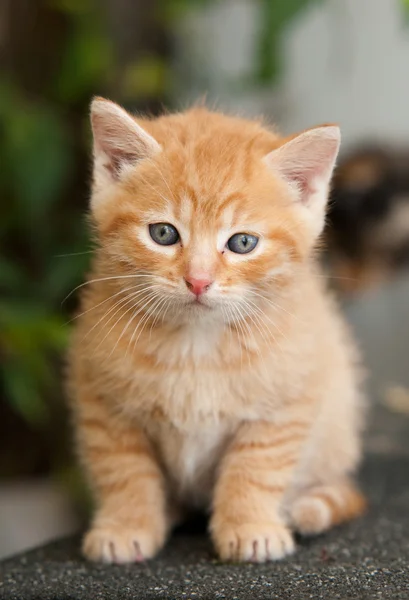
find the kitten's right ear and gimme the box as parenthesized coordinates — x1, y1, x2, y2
(264, 125, 340, 240)
(90, 97, 161, 185)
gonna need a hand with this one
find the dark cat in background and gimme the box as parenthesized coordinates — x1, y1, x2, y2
(326, 146, 409, 293)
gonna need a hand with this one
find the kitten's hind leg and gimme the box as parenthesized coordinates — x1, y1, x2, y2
(289, 479, 367, 536)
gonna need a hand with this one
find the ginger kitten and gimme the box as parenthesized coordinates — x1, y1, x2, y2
(68, 98, 366, 564)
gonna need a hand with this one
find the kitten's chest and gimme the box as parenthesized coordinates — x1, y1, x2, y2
(135, 362, 258, 427)
(124, 325, 273, 428)
(150, 420, 232, 507)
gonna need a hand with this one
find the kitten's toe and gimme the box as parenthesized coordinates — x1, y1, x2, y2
(213, 522, 295, 563)
(83, 523, 165, 563)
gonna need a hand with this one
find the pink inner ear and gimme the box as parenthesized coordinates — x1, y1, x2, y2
(102, 148, 139, 179)
(91, 100, 161, 181)
(266, 126, 340, 205)
(288, 170, 318, 202)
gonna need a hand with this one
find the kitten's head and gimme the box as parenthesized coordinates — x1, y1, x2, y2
(89, 98, 340, 325)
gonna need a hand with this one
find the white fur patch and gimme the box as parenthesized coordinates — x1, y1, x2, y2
(168, 422, 230, 507)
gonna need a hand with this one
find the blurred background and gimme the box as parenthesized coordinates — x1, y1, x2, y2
(2, 0, 409, 559)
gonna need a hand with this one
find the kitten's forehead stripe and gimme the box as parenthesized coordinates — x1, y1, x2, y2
(186, 185, 200, 212)
(215, 193, 245, 223)
(216, 164, 236, 198)
(220, 204, 237, 231)
(242, 135, 258, 182)
(179, 194, 193, 223)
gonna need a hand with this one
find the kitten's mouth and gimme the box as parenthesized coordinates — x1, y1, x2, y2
(190, 298, 212, 310)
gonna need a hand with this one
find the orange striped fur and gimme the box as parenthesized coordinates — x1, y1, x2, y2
(67, 99, 366, 564)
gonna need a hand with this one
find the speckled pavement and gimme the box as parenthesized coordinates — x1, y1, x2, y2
(1, 407, 408, 600)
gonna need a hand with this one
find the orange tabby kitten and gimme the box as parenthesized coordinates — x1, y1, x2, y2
(68, 98, 366, 564)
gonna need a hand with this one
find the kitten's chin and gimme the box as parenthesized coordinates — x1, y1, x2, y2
(189, 299, 212, 311)
(168, 298, 225, 327)
(182, 300, 214, 318)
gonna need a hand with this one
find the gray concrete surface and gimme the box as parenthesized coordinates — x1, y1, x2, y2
(1, 405, 408, 600)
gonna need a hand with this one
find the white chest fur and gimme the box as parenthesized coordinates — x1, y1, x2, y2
(152, 419, 232, 508)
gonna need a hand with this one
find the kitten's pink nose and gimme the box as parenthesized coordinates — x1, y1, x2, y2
(184, 276, 213, 296)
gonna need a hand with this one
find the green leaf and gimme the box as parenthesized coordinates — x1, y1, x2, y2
(0, 302, 69, 427)
(42, 222, 91, 304)
(5, 105, 73, 223)
(0, 257, 25, 291)
(0, 302, 68, 352)
(121, 56, 168, 100)
(3, 364, 49, 427)
(56, 22, 114, 102)
(45, 252, 90, 305)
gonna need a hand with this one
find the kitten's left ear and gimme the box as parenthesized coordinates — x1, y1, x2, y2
(264, 125, 340, 237)
(90, 97, 161, 185)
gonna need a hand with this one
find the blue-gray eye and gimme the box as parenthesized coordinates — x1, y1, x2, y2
(227, 233, 259, 254)
(149, 223, 180, 246)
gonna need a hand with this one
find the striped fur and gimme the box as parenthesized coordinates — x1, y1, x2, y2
(67, 99, 366, 564)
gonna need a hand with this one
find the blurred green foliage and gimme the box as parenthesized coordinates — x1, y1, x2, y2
(0, 0, 106, 476)
(402, 0, 409, 22)
(1, 0, 408, 481)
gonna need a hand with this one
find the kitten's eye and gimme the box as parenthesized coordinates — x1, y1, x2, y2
(227, 233, 259, 254)
(149, 223, 180, 246)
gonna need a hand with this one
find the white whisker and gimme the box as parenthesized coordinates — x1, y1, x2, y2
(148, 295, 171, 338)
(107, 292, 161, 360)
(65, 281, 155, 325)
(137, 170, 174, 206)
(62, 273, 157, 305)
(225, 300, 245, 370)
(149, 162, 176, 200)
(250, 289, 303, 325)
(129, 295, 165, 357)
(83, 286, 160, 345)
(123, 292, 163, 357)
(240, 298, 284, 370)
(221, 304, 234, 351)
(55, 250, 94, 258)
(234, 302, 261, 369)
(102, 290, 161, 358)
(244, 297, 289, 344)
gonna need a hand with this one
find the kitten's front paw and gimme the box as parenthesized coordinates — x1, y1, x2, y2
(212, 522, 295, 563)
(83, 521, 166, 563)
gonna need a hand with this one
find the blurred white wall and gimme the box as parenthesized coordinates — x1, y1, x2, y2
(175, 0, 409, 149)
(281, 0, 409, 149)
(0, 480, 79, 560)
